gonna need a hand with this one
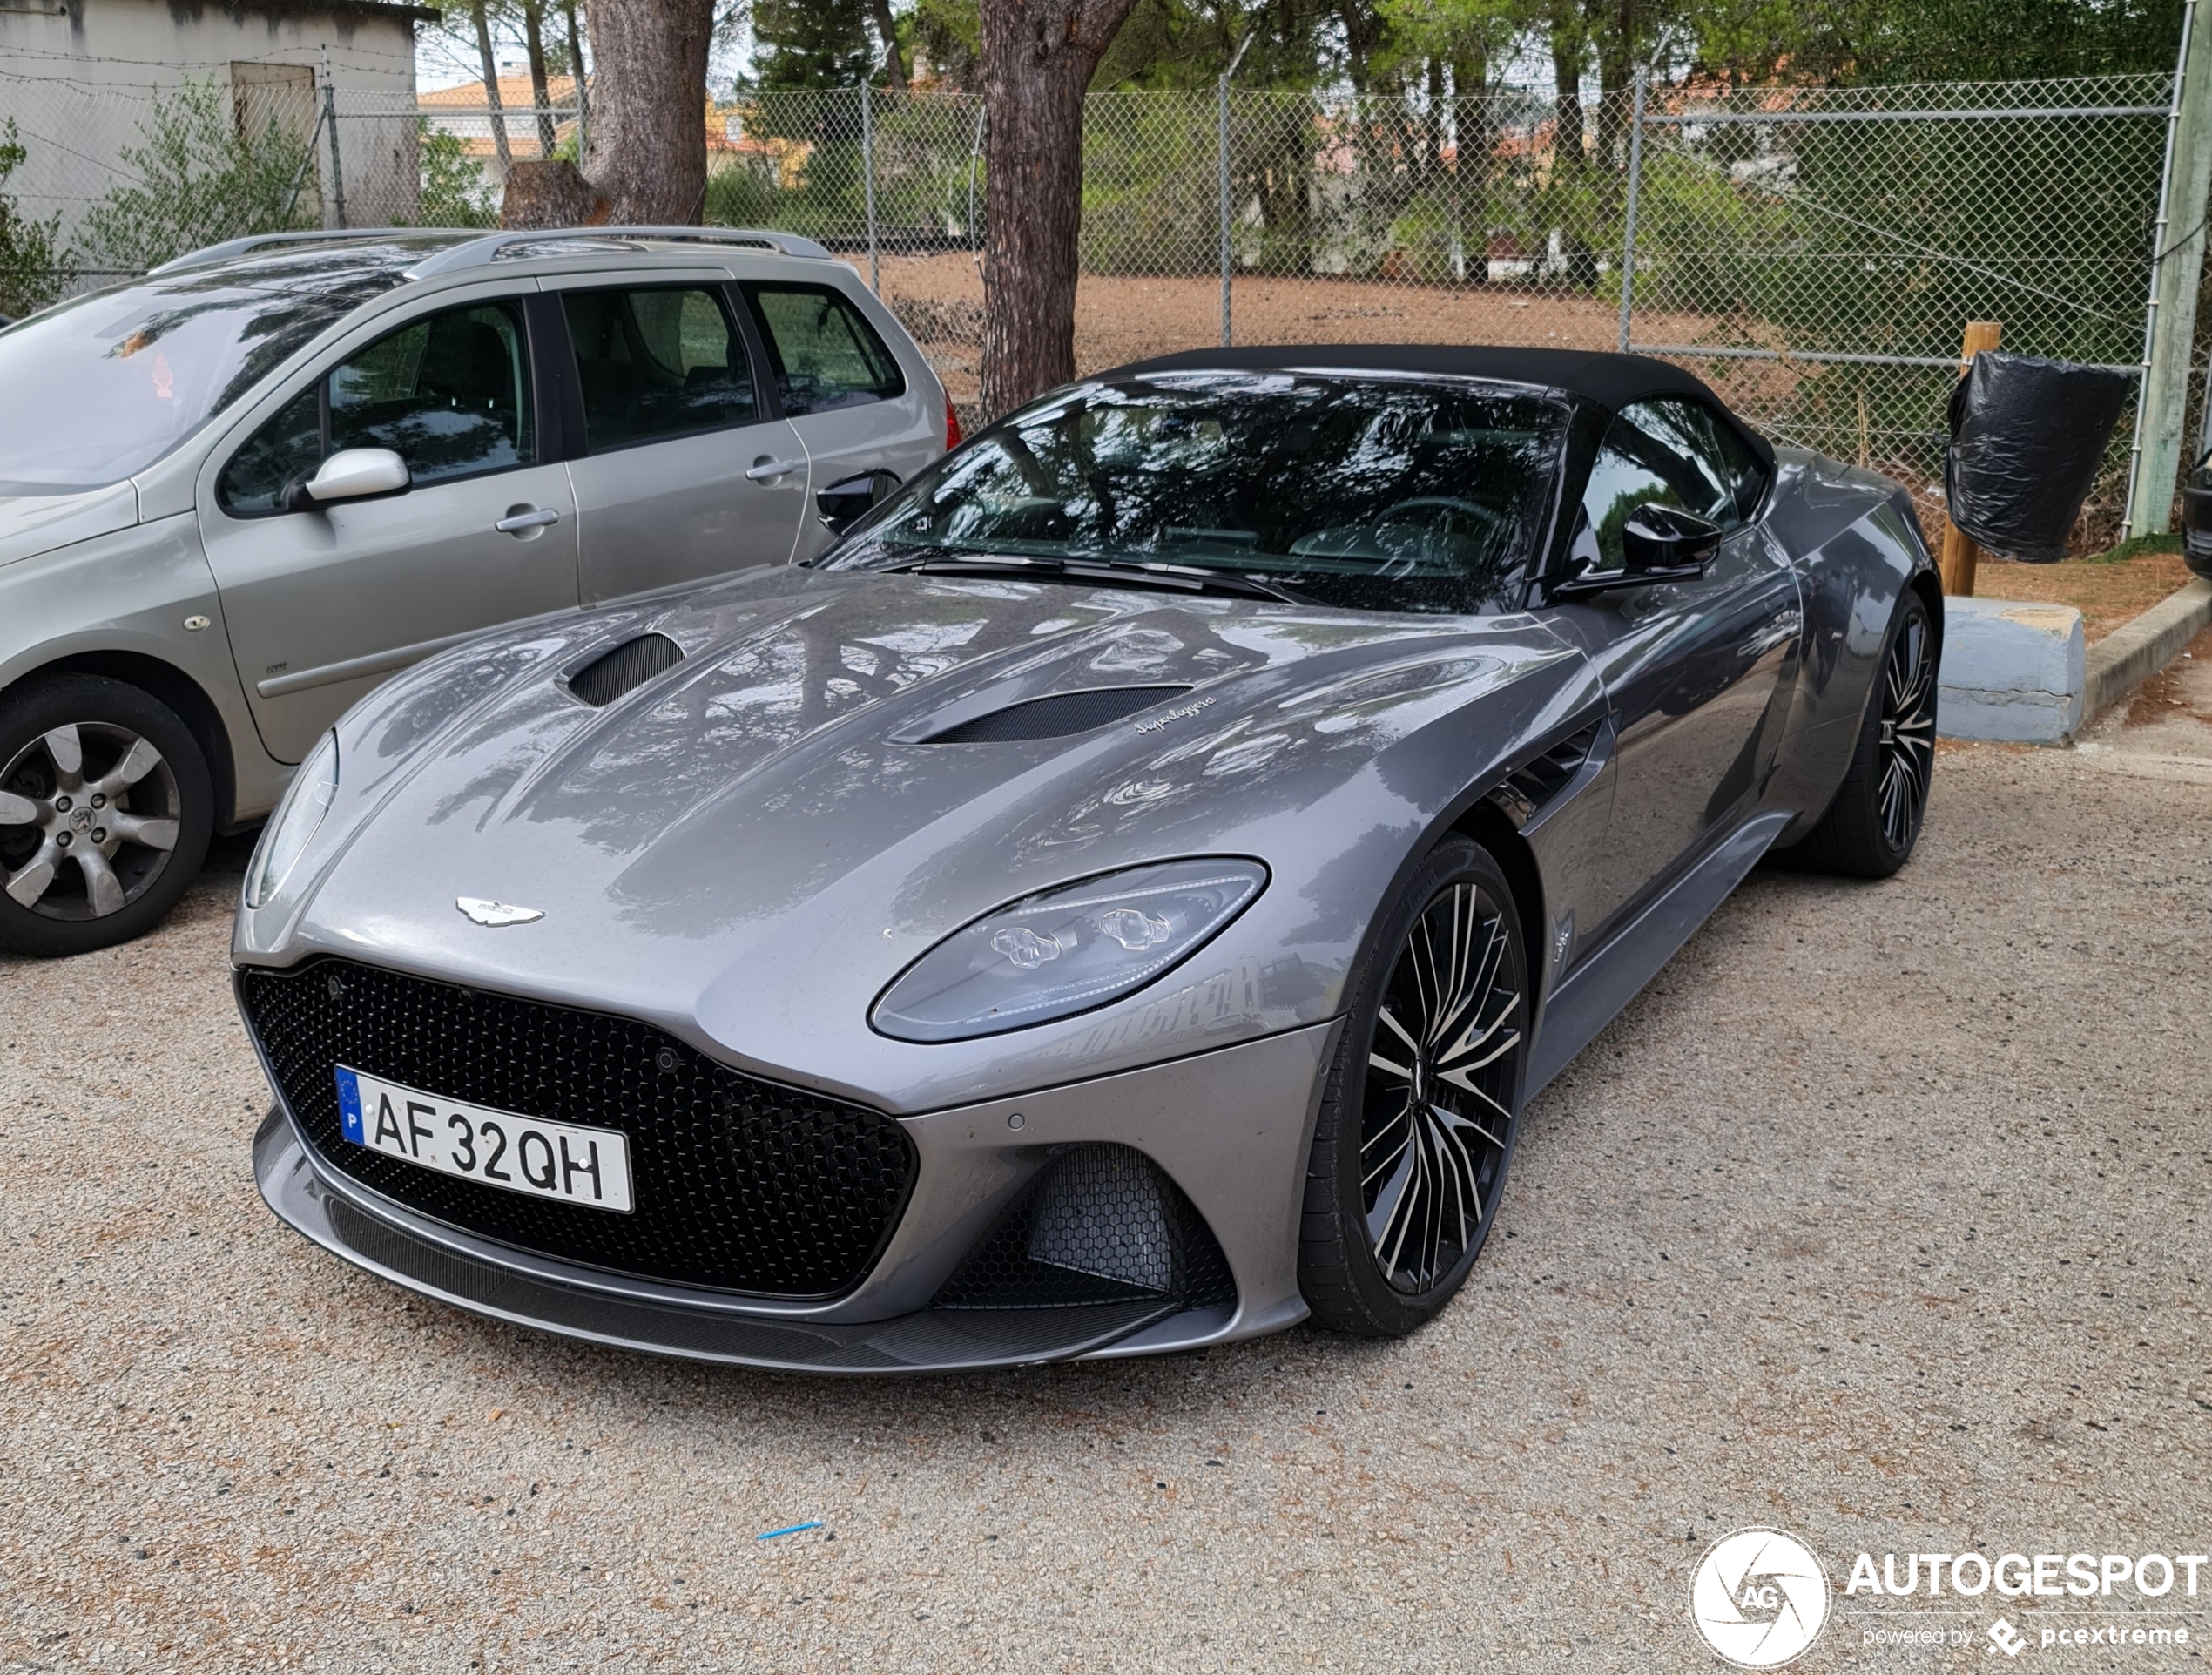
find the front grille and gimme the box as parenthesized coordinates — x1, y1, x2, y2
(933, 1144, 1236, 1311)
(239, 958, 914, 1298)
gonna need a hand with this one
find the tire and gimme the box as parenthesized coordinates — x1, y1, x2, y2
(0, 675, 213, 957)
(1298, 835, 1530, 1337)
(1773, 588, 1937, 880)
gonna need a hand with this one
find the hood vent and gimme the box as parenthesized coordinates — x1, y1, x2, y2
(568, 633, 684, 707)
(919, 685, 1190, 744)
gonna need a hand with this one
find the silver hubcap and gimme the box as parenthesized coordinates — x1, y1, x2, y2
(1878, 611, 1936, 852)
(0, 723, 179, 921)
(1359, 880, 1524, 1295)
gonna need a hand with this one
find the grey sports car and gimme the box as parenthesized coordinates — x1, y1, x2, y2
(234, 347, 1939, 1373)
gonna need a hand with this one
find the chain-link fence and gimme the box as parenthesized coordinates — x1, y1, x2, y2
(0, 65, 2188, 548)
(700, 78, 2179, 547)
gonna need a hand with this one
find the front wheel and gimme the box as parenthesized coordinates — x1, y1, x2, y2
(0, 675, 212, 957)
(1298, 835, 1530, 1337)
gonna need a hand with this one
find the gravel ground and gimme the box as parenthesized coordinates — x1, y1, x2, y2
(1, 740, 2207, 1674)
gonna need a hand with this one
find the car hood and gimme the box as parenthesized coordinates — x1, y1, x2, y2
(0, 481, 138, 569)
(247, 564, 1588, 1110)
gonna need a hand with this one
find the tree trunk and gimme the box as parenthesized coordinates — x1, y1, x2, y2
(564, 0, 592, 155)
(523, 0, 560, 159)
(471, 0, 513, 176)
(1549, 11, 1584, 178)
(977, 0, 1139, 417)
(867, 0, 910, 88)
(580, 0, 716, 223)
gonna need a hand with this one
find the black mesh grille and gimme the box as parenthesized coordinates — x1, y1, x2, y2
(568, 634, 684, 707)
(933, 1144, 1236, 1311)
(922, 686, 1189, 744)
(239, 958, 914, 1298)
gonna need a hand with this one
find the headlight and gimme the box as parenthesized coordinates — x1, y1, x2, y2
(246, 730, 338, 909)
(872, 858, 1267, 1043)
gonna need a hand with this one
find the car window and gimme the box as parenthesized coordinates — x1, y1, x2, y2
(1577, 397, 1758, 571)
(563, 286, 759, 449)
(828, 374, 1568, 616)
(742, 283, 903, 416)
(218, 300, 534, 516)
(328, 302, 533, 485)
(216, 385, 323, 516)
(0, 253, 409, 495)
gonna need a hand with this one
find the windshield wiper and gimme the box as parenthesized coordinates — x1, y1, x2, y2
(868, 551, 1312, 605)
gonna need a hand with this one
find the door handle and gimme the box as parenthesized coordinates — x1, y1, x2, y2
(496, 507, 562, 534)
(746, 458, 803, 483)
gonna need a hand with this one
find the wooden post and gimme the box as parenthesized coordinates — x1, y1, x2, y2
(1940, 320, 2002, 596)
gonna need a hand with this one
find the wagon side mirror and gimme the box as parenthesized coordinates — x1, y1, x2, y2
(816, 469, 900, 536)
(284, 448, 411, 513)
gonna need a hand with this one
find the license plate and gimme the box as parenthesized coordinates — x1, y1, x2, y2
(333, 1065, 634, 1213)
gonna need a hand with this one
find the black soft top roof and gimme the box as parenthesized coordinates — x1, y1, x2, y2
(1104, 343, 1774, 466)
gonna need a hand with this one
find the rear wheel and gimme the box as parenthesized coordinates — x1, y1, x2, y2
(0, 675, 212, 957)
(1775, 589, 1936, 879)
(1298, 836, 1529, 1337)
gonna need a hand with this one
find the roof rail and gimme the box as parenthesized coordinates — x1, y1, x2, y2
(402, 226, 833, 280)
(147, 229, 458, 277)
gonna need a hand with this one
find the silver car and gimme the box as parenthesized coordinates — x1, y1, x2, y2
(234, 348, 1939, 1373)
(0, 226, 950, 956)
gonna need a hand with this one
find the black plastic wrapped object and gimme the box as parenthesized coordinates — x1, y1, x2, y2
(1943, 352, 2133, 564)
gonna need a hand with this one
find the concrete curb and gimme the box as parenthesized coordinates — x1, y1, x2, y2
(2079, 576, 2212, 731)
(1939, 598, 2086, 744)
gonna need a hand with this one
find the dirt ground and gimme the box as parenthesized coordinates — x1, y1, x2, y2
(1964, 546, 2199, 642)
(2, 739, 2208, 1672)
(873, 253, 1717, 408)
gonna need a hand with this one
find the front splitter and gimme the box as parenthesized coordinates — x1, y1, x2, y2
(253, 1110, 1196, 1374)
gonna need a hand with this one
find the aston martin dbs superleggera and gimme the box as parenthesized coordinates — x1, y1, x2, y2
(234, 346, 1939, 1372)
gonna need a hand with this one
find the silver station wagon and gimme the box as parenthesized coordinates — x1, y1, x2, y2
(0, 226, 951, 956)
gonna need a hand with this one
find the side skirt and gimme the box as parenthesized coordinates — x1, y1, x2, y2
(1523, 809, 1793, 1098)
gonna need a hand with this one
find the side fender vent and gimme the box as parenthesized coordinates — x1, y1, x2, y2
(568, 633, 684, 707)
(1492, 720, 1604, 827)
(920, 685, 1190, 744)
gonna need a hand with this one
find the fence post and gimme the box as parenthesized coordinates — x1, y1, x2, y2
(1218, 33, 1253, 348)
(1617, 66, 1648, 355)
(861, 82, 880, 294)
(2127, 0, 2212, 537)
(321, 82, 347, 230)
(1941, 321, 2002, 596)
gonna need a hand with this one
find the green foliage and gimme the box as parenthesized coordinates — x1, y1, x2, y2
(78, 79, 319, 274)
(413, 121, 499, 228)
(0, 119, 66, 318)
(747, 0, 877, 92)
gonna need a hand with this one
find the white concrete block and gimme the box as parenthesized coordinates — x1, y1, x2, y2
(1938, 597, 2086, 744)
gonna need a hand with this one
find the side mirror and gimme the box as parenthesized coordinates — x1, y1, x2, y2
(1621, 503, 1723, 573)
(816, 469, 900, 535)
(284, 447, 410, 513)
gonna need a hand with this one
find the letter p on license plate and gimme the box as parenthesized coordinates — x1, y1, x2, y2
(334, 1065, 634, 1213)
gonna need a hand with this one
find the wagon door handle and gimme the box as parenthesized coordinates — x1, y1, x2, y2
(496, 506, 562, 534)
(746, 457, 804, 483)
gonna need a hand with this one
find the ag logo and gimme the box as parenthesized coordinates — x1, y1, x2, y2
(1689, 1528, 1830, 1668)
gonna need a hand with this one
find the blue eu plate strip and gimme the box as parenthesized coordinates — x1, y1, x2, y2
(334, 1065, 364, 1145)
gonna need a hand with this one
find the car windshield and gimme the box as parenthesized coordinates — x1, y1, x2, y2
(826, 372, 1570, 613)
(0, 246, 423, 495)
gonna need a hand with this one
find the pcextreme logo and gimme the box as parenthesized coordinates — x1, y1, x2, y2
(1689, 1528, 1831, 1668)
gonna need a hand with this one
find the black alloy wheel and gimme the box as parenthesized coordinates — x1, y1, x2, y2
(0, 675, 212, 957)
(1300, 835, 1529, 1335)
(1872, 599, 1938, 853)
(1772, 588, 1937, 880)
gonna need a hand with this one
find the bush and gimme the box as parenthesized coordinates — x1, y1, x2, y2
(413, 122, 497, 228)
(77, 78, 318, 274)
(0, 119, 65, 317)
